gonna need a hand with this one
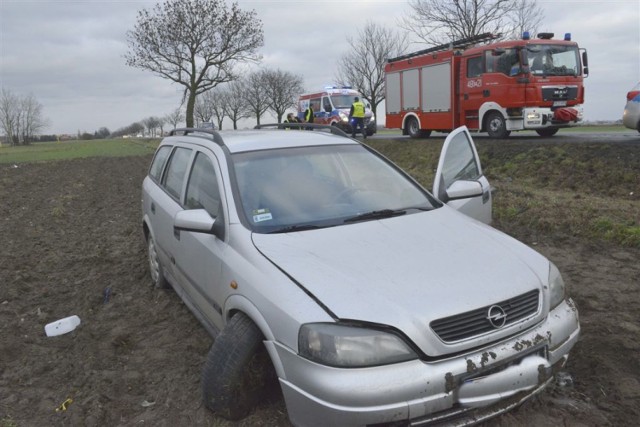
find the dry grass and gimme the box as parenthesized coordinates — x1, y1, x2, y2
(368, 137, 640, 247)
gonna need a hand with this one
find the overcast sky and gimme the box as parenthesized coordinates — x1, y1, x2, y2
(1, 0, 639, 134)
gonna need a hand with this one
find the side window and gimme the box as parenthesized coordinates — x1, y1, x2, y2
(149, 145, 172, 181)
(441, 131, 481, 189)
(163, 147, 192, 200)
(185, 152, 222, 218)
(310, 98, 322, 113)
(467, 56, 483, 77)
(322, 97, 332, 113)
(495, 48, 519, 76)
(485, 51, 497, 73)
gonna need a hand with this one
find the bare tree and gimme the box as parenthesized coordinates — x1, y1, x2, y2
(243, 71, 270, 126)
(262, 68, 304, 123)
(223, 80, 250, 130)
(335, 22, 408, 123)
(196, 88, 227, 129)
(164, 108, 184, 129)
(401, 0, 524, 45)
(0, 88, 18, 144)
(507, 0, 544, 39)
(0, 89, 48, 145)
(143, 116, 162, 137)
(125, 0, 264, 127)
(195, 92, 215, 126)
(209, 88, 228, 130)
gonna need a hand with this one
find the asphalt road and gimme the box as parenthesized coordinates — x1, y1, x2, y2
(370, 129, 640, 144)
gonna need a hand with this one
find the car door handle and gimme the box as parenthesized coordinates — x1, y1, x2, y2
(151, 202, 156, 214)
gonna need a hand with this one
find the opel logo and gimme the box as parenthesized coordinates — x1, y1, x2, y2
(487, 305, 507, 328)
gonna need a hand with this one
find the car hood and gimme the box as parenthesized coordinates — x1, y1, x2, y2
(252, 207, 550, 355)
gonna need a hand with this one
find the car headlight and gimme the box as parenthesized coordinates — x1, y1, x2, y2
(549, 262, 566, 309)
(339, 111, 349, 122)
(299, 323, 417, 367)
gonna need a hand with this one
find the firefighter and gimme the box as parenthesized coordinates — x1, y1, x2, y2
(304, 104, 314, 130)
(349, 96, 366, 139)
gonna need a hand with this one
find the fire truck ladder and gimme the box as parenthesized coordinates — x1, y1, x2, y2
(387, 32, 500, 63)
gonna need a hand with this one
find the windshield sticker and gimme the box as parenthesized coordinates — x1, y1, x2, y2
(253, 208, 273, 223)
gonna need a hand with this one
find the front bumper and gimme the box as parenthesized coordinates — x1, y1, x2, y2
(519, 106, 584, 130)
(270, 298, 580, 427)
(336, 119, 377, 135)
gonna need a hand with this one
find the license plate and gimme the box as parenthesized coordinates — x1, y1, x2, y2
(553, 100, 567, 107)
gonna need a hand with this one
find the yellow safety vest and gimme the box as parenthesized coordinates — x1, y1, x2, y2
(352, 101, 365, 118)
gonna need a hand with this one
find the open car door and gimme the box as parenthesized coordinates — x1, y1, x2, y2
(433, 126, 492, 224)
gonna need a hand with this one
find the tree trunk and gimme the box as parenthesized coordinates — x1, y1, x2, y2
(185, 89, 196, 128)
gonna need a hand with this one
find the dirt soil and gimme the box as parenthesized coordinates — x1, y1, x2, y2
(1, 145, 639, 426)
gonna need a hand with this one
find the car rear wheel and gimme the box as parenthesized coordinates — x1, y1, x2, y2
(486, 112, 511, 138)
(202, 312, 278, 420)
(147, 234, 169, 289)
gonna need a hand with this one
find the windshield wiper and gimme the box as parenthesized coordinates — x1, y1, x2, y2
(344, 209, 407, 223)
(268, 224, 326, 234)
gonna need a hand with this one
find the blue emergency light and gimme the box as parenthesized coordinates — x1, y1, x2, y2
(564, 33, 571, 41)
(522, 31, 530, 40)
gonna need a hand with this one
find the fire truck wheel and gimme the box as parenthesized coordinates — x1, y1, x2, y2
(486, 112, 511, 139)
(535, 128, 559, 137)
(406, 117, 431, 138)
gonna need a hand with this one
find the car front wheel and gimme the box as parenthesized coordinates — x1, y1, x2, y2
(202, 312, 278, 420)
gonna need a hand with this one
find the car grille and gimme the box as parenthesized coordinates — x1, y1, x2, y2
(430, 290, 540, 343)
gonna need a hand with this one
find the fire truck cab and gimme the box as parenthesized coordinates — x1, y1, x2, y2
(385, 32, 588, 138)
(298, 87, 376, 136)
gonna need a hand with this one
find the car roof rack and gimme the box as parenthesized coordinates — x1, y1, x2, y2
(254, 123, 350, 138)
(169, 127, 225, 146)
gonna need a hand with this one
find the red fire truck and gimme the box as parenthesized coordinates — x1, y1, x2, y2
(385, 32, 588, 138)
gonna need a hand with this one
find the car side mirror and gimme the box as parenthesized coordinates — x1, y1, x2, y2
(445, 180, 483, 201)
(174, 209, 216, 234)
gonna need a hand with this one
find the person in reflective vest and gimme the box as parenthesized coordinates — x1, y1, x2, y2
(284, 113, 300, 130)
(349, 97, 366, 139)
(304, 104, 314, 130)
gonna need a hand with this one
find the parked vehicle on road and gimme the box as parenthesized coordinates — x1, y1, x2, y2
(141, 124, 580, 426)
(385, 32, 589, 138)
(297, 87, 376, 136)
(623, 82, 640, 132)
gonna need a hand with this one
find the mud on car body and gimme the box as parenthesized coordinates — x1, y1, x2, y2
(141, 124, 580, 426)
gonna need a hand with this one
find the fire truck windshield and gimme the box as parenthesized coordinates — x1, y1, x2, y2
(527, 44, 580, 77)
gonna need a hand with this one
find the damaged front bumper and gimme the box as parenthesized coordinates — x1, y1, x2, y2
(269, 298, 580, 427)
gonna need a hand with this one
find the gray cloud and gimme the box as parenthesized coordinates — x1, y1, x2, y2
(1, 0, 638, 133)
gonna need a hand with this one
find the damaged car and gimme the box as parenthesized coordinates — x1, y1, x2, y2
(141, 124, 580, 426)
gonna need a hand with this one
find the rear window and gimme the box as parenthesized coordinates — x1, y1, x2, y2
(149, 145, 172, 181)
(163, 147, 192, 200)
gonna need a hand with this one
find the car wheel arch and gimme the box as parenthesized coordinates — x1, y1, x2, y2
(224, 294, 276, 342)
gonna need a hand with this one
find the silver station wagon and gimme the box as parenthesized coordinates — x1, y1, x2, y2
(141, 124, 580, 426)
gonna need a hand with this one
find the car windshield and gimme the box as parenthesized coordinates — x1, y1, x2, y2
(232, 144, 439, 233)
(330, 95, 359, 109)
(526, 44, 580, 76)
